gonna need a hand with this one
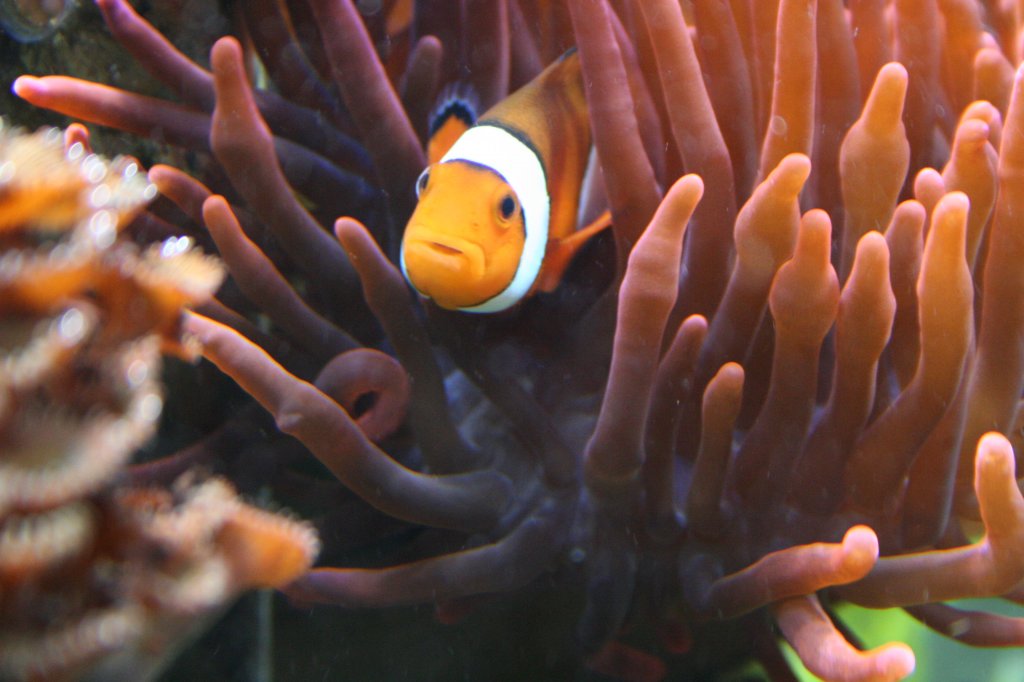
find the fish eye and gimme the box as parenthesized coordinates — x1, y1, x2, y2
(415, 168, 430, 197)
(498, 194, 517, 221)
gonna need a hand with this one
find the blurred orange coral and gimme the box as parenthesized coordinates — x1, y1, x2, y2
(0, 122, 318, 681)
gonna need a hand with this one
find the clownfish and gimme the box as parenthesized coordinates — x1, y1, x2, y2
(401, 49, 610, 313)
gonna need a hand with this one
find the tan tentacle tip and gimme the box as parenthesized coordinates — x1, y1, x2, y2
(876, 62, 909, 90)
(333, 217, 389, 274)
(333, 216, 368, 248)
(777, 594, 915, 682)
(679, 313, 709, 341)
(10, 75, 43, 101)
(974, 432, 1019, 519)
(796, 209, 833, 260)
(865, 63, 910, 131)
(147, 164, 211, 194)
(933, 190, 970, 223)
(852, 231, 889, 269)
(862, 642, 916, 682)
(709, 361, 745, 399)
(179, 311, 225, 354)
(962, 98, 1000, 120)
(952, 118, 991, 150)
(839, 525, 880, 580)
(770, 153, 813, 192)
(668, 173, 705, 206)
(211, 35, 246, 75)
(146, 164, 173, 186)
(976, 432, 1015, 482)
(912, 168, 946, 210)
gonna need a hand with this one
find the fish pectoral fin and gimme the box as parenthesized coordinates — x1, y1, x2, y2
(538, 210, 612, 293)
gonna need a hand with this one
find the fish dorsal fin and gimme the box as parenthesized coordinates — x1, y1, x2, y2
(427, 84, 479, 164)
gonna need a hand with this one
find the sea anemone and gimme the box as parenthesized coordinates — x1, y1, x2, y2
(11, 0, 1024, 680)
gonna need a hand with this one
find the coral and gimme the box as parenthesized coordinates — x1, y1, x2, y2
(13, 0, 1024, 680)
(0, 122, 318, 681)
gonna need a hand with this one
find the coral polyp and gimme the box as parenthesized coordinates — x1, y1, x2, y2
(0, 121, 319, 681)
(13, 0, 1024, 679)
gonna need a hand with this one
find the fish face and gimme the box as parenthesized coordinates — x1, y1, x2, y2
(402, 161, 526, 310)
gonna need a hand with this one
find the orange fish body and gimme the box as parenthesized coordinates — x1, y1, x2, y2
(401, 51, 606, 313)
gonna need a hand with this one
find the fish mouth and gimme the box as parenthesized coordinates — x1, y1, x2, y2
(425, 241, 463, 256)
(403, 229, 486, 281)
